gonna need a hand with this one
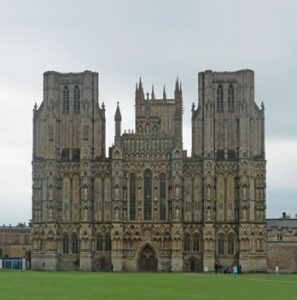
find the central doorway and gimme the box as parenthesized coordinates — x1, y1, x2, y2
(138, 245, 157, 272)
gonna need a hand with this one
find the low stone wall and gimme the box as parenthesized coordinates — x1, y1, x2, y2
(267, 242, 297, 273)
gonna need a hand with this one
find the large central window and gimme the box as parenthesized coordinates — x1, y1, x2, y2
(129, 174, 136, 221)
(159, 174, 166, 221)
(144, 169, 152, 220)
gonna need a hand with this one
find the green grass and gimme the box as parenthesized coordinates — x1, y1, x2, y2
(0, 271, 297, 300)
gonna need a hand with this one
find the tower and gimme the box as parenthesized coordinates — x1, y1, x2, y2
(31, 71, 106, 270)
(191, 70, 266, 271)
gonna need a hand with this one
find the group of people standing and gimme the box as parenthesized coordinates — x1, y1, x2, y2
(214, 262, 242, 277)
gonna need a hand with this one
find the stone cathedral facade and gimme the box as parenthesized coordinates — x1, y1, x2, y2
(31, 69, 266, 272)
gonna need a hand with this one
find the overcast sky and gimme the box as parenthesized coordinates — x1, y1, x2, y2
(0, 0, 296, 225)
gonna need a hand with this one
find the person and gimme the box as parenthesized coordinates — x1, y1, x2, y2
(223, 263, 228, 274)
(214, 262, 219, 273)
(232, 265, 238, 278)
(275, 265, 279, 275)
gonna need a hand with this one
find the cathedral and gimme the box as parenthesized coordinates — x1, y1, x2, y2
(31, 69, 266, 272)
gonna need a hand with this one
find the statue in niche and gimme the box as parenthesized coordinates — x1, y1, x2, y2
(175, 185, 180, 198)
(242, 185, 247, 200)
(48, 184, 53, 201)
(154, 187, 157, 200)
(83, 185, 88, 201)
(115, 186, 119, 199)
(84, 209, 88, 221)
(207, 184, 211, 200)
(175, 206, 180, 220)
(207, 206, 211, 220)
(115, 207, 119, 220)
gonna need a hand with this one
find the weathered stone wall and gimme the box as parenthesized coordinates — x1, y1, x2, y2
(0, 226, 31, 258)
(267, 242, 297, 273)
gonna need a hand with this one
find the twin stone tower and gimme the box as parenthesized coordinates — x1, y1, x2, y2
(31, 70, 266, 272)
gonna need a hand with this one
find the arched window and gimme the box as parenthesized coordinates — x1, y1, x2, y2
(218, 237, 224, 255)
(228, 84, 234, 110)
(159, 173, 166, 221)
(96, 234, 103, 251)
(217, 84, 223, 110)
(227, 236, 234, 255)
(144, 169, 152, 221)
(62, 234, 69, 254)
(105, 236, 111, 251)
(73, 85, 80, 112)
(129, 174, 136, 221)
(72, 234, 79, 254)
(193, 234, 200, 252)
(183, 234, 191, 252)
(62, 86, 69, 113)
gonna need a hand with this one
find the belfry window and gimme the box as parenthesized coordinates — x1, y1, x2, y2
(63, 86, 69, 113)
(144, 169, 152, 221)
(216, 85, 223, 110)
(74, 85, 80, 112)
(129, 174, 136, 221)
(228, 84, 235, 110)
(159, 174, 166, 221)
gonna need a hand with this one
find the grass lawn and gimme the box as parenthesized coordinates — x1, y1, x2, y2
(0, 271, 297, 300)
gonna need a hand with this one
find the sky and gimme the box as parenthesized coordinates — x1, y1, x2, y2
(0, 0, 296, 225)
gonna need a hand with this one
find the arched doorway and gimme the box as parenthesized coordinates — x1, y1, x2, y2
(138, 245, 157, 272)
(184, 257, 203, 272)
(95, 257, 110, 272)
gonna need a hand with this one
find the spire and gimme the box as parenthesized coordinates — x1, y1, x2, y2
(163, 85, 167, 100)
(114, 101, 122, 121)
(114, 102, 122, 139)
(151, 85, 155, 100)
(175, 77, 179, 92)
(175, 78, 182, 100)
(138, 77, 144, 99)
(139, 77, 143, 92)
